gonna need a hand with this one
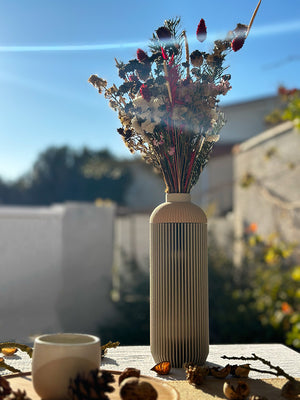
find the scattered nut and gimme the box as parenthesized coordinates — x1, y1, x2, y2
(234, 364, 250, 378)
(119, 377, 157, 400)
(1, 348, 17, 356)
(118, 367, 141, 385)
(210, 364, 231, 378)
(223, 380, 250, 400)
(281, 379, 300, 399)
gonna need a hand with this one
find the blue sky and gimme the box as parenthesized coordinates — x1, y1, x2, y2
(0, 0, 299, 181)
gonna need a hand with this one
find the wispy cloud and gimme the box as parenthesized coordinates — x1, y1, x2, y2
(0, 19, 299, 53)
(0, 41, 146, 53)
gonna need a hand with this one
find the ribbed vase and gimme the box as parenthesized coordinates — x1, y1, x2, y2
(150, 193, 209, 367)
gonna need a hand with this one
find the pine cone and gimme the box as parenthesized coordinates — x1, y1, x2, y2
(185, 364, 209, 386)
(0, 376, 12, 400)
(68, 369, 115, 400)
(8, 389, 32, 400)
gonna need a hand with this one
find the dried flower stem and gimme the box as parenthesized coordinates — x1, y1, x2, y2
(221, 353, 296, 382)
(163, 60, 173, 104)
(247, 0, 262, 36)
(182, 30, 190, 79)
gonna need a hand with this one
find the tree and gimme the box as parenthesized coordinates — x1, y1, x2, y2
(265, 86, 300, 129)
(0, 146, 132, 206)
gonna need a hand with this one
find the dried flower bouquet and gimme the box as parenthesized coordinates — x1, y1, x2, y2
(89, 1, 261, 193)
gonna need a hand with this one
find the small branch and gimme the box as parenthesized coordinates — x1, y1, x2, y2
(222, 353, 296, 382)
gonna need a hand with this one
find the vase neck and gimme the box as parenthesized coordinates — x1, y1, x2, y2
(166, 193, 191, 203)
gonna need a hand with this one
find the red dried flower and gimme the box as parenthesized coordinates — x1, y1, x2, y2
(231, 24, 247, 52)
(196, 19, 207, 42)
(231, 37, 246, 52)
(128, 74, 139, 82)
(140, 84, 151, 101)
(161, 46, 168, 60)
(136, 48, 148, 63)
(156, 26, 172, 41)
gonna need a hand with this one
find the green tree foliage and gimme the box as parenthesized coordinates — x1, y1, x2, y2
(240, 232, 300, 349)
(210, 231, 300, 349)
(265, 86, 300, 129)
(102, 234, 300, 349)
(98, 254, 150, 345)
(0, 146, 132, 205)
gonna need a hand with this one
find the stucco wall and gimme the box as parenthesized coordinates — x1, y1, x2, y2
(233, 122, 300, 264)
(0, 202, 116, 342)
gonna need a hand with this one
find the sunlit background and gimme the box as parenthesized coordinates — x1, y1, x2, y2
(0, 0, 299, 180)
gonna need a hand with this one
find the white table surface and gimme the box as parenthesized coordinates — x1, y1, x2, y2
(1, 344, 299, 380)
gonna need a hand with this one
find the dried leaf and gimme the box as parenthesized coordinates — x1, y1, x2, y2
(0, 343, 32, 358)
(151, 361, 171, 375)
(101, 341, 120, 358)
(1, 348, 17, 356)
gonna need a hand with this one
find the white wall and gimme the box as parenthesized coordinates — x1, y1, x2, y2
(220, 95, 281, 143)
(0, 202, 116, 343)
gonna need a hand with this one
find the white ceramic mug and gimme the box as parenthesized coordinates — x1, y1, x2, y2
(32, 333, 101, 400)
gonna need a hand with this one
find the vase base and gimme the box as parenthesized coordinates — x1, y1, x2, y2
(151, 346, 209, 368)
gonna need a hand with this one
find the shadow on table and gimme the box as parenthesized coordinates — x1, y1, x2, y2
(101, 356, 118, 367)
(193, 377, 283, 399)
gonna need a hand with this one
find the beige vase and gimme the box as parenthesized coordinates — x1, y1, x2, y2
(150, 193, 209, 367)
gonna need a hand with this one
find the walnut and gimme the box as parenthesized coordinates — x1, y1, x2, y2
(118, 368, 141, 385)
(119, 377, 157, 400)
(223, 380, 250, 400)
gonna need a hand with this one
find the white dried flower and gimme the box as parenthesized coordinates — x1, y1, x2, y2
(133, 96, 150, 111)
(206, 134, 220, 142)
(141, 120, 156, 133)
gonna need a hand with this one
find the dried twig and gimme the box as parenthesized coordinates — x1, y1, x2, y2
(101, 341, 120, 358)
(247, 0, 262, 36)
(0, 359, 21, 373)
(222, 353, 296, 382)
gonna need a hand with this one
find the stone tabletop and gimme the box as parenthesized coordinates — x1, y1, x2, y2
(1, 343, 299, 380)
